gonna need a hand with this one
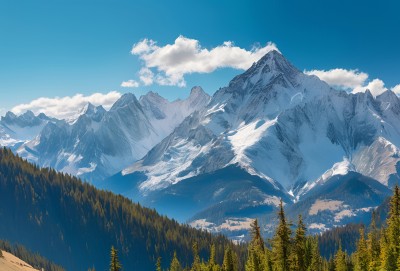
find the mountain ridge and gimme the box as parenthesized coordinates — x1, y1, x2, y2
(105, 50, 400, 236)
(3, 87, 210, 181)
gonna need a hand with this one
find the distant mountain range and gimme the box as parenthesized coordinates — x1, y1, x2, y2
(0, 87, 210, 181)
(2, 50, 400, 238)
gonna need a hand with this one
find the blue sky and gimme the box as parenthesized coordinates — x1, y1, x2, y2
(0, 0, 399, 117)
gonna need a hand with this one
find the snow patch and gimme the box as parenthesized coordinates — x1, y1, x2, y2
(190, 218, 253, 232)
(334, 209, 356, 222)
(263, 195, 282, 207)
(309, 223, 328, 231)
(309, 199, 343, 215)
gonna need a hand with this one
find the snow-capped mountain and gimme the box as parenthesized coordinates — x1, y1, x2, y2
(105, 50, 400, 236)
(17, 88, 210, 181)
(0, 111, 56, 149)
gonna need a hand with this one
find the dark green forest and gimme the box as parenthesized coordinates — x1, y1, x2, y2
(0, 148, 245, 270)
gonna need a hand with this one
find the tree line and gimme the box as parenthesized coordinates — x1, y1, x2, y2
(0, 147, 245, 270)
(103, 185, 400, 271)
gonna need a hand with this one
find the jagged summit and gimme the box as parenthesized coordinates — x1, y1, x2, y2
(253, 50, 299, 74)
(189, 86, 206, 96)
(140, 91, 168, 105)
(1, 110, 47, 127)
(78, 103, 106, 122)
(15, 88, 210, 181)
(110, 93, 140, 111)
(228, 50, 301, 89)
(81, 102, 95, 113)
(1, 111, 17, 122)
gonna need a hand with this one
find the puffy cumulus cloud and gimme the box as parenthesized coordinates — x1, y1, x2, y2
(304, 69, 368, 89)
(121, 80, 139, 88)
(11, 91, 122, 120)
(305, 68, 391, 97)
(130, 36, 279, 87)
(353, 78, 387, 96)
(392, 84, 400, 95)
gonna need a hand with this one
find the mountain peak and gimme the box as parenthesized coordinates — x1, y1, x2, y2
(254, 50, 298, 75)
(81, 102, 95, 114)
(140, 91, 168, 105)
(77, 103, 106, 122)
(187, 86, 210, 107)
(2, 111, 17, 122)
(378, 88, 399, 101)
(189, 86, 206, 97)
(37, 112, 50, 120)
(21, 110, 35, 118)
(110, 93, 139, 111)
(1, 110, 43, 127)
(228, 50, 300, 89)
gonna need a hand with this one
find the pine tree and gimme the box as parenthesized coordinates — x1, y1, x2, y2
(245, 246, 263, 271)
(156, 257, 162, 271)
(292, 215, 307, 271)
(367, 211, 381, 271)
(379, 185, 400, 271)
(308, 237, 322, 271)
(304, 237, 313, 269)
(207, 244, 220, 271)
(109, 246, 122, 271)
(169, 252, 182, 271)
(191, 242, 201, 271)
(354, 229, 368, 271)
(388, 185, 400, 262)
(379, 229, 397, 271)
(245, 219, 266, 271)
(0, 249, 3, 258)
(328, 257, 335, 271)
(264, 249, 273, 271)
(271, 199, 292, 271)
(222, 247, 235, 271)
(334, 244, 347, 271)
(250, 219, 265, 252)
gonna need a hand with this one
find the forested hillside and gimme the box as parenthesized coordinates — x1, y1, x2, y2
(0, 148, 243, 270)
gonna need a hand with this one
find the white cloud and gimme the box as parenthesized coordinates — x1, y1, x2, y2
(353, 78, 387, 96)
(392, 84, 400, 95)
(305, 68, 391, 96)
(11, 91, 122, 120)
(130, 35, 279, 87)
(121, 80, 139, 88)
(139, 68, 154, 86)
(305, 69, 368, 89)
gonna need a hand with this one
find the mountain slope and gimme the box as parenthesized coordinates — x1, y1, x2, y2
(0, 240, 64, 271)
(16, 88, 210, 181)
(0, 250, 40, 271)
(285, 171, 391, 233)
(0, 148, 240, 271)
(106, 50, 400, 234)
